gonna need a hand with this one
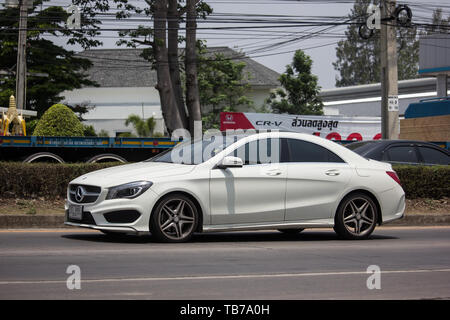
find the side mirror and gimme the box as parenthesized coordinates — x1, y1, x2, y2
(217, 156, 243, 169)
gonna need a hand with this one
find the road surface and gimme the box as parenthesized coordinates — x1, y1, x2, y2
(0, 226, 449, 299)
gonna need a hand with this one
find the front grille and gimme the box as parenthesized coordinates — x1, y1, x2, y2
(69, 184, 101, 204)
(104, 210, 141, 223)
(66, 210, 97, 225)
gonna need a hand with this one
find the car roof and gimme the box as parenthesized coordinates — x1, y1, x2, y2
(350, 140, 449, 151)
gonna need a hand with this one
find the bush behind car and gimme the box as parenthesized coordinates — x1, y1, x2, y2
(0, 162, 448, 200)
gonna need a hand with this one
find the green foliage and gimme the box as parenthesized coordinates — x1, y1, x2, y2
(0, 162, 447, 200)
(25, 119, 39, 136)
(0, 162, 121, 199)
(265, 50, 323, 115)
(393, 165, 450, 200)
(97, 129, 110, 137)
(198, 47, 253, 129)
(125, 114, 156, 137)
(83, 124, 97, 137)
(117, 132, 137, 138)
(333, 0, 427, 87)
(152, 132, 165, 138)
(33, 104, 84, 137)
(425, 8, 450, 34)
(0, 1, 99, 116)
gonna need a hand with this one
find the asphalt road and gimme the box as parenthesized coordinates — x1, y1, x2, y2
(0, 227, 449, 300)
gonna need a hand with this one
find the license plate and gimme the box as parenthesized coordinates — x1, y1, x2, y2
(68, 205, 83, 220)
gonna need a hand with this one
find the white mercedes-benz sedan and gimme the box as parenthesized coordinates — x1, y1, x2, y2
(65, 132, 405, 242)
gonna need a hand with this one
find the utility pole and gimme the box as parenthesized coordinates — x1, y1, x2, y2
(380, 0, 399, 139)
(15, 0, 29, 110)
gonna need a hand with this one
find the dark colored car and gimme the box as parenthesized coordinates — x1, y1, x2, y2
(346, 140, 450, 165)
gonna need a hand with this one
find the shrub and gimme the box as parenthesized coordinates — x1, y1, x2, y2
(393, 165, 450, 199)
(25, 119, 39, 136)
(0, 162, 122, 199)
(83, 124, 97, 137)
(33, 104, 84, 136)
(0, 163, 448, 200)
(97, 129, 110, 137)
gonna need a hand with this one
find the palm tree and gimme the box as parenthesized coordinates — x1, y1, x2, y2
(125, 114, 156, 137)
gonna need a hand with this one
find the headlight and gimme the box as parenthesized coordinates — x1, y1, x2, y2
(106, 181, 153, 200)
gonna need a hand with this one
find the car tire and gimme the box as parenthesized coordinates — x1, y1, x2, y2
(334, 193, 378, 240)
(277, 228, 304, 234)
(150, 194, 199, 243)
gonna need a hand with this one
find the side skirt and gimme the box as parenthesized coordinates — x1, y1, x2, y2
(202, 219, 334, 233)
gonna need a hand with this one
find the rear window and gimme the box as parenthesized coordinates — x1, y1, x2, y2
(284, 138, 344, 163)
(418, 147, 450, 165)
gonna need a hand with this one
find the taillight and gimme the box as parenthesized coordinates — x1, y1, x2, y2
(386, 171, 401, 186)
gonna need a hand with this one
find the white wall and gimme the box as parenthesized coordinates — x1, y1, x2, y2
(62, 85, 275, 135)
(61, 87, 166, 136)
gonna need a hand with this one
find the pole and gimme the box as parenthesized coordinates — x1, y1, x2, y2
(15, 0, 28, 110)
(380, 0, 399, 139)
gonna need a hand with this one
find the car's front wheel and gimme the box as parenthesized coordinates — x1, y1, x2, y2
(150, 194, 198, 243)
(334, 193, 378, 240)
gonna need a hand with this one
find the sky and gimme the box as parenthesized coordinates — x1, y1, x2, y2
(7, 0, 450, 89)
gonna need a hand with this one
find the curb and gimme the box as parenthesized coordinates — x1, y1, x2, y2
(0, 213, 450, 229)
(387, 214, 450, 226)
(0, 215, 68, 229)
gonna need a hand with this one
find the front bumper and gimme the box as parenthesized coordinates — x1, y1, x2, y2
(64, 221, 139, 233)
(64, 187, 160, 233)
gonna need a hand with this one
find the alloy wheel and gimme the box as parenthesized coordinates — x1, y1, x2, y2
(342, 197, 376, 237)
(157, 198, 196, 241)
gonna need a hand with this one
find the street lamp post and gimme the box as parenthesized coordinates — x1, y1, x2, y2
(6, 0, 30, 110)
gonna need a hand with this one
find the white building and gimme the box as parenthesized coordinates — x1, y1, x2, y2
(62, 47, 280, 136)
(320, 77, 450, 117)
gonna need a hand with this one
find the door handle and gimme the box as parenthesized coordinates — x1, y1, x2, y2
(325, 169, 340, 176)
(265, 169, 282, 176)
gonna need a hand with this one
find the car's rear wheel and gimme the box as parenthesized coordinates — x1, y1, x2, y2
(150, 194, 198, 243)
(334, 193, 378, 240)
(277, 228, 304, 234)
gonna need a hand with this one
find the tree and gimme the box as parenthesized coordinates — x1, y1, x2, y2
(113, 0, 212, 135)
(266, 50, 323, 115)
(0, 1, 104, 116)
(33, 104, 84, 136)
(185, 0, 202, 133)
(425, 8, 450, 34)
(333, 0, 419, 87)
(198, 49, 253, 129)
(125, 114, 156, 137)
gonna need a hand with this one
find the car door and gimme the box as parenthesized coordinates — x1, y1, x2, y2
(283, 138, 352, 221)
(382, 144, 420, 165)
(209, 138, 287, 225)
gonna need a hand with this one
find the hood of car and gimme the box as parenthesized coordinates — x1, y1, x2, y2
(70, 161, 196, 187)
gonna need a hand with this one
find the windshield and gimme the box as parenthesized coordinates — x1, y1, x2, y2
(147, 134, 248, 165)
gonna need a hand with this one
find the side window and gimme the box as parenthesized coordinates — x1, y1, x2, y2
(231, 139, 282, 165)
(418, 147, 450, 165)
(385, 146, 418, 163)
(284, 138, 344, 163)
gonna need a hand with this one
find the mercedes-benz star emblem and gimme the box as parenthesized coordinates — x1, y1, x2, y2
(75, 186, 86, 203)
